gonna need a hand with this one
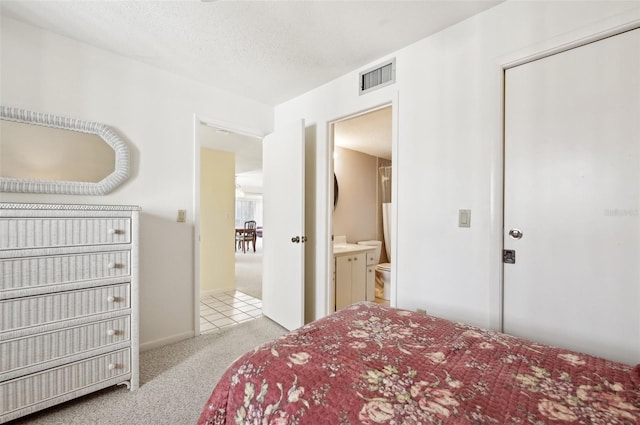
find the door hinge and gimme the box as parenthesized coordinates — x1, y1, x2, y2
(503, 249, 516, 264)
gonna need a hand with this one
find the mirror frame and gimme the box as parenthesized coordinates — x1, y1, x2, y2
(333, 173, 339, 210)
(0, 106, 130, 195)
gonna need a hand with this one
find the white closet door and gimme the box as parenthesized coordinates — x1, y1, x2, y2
(503, 29, 640, 365)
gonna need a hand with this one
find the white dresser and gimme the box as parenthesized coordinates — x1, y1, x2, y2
(0, 203, 140, 423)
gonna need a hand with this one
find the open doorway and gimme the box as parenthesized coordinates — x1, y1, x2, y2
(196, 121, 265, 335)
(330, 105, 393, 312)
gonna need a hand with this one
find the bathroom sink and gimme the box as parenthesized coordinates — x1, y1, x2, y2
(332, 244, 351, 253)
(333, 243, 374, 254)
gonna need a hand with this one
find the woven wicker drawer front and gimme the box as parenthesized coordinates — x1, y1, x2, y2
(0, 316, 130, 375)
(0, 284, 130, 333)
(0, 218, 131, 249)
(0, 348, 131, 415)
(0, 251, 130, 292)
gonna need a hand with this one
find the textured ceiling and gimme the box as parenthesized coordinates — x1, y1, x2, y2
(0, 0, 501, 106)
(335, 106, 392, 160)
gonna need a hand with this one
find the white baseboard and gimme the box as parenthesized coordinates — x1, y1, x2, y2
(140, 331, 195, 352)
(200, 288, 232, 297)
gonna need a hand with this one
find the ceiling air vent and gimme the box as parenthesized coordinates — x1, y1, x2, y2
(359, 58, 395, 95)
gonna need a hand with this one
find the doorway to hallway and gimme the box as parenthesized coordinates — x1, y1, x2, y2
(195, 118, 265, 335)
(234, 235, 263, 299)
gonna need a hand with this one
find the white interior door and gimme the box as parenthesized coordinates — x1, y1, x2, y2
(262, 119, 305, 330)
(503, 29, 640, 365)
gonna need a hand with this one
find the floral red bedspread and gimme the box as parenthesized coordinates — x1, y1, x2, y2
(198, 302, 640, 424)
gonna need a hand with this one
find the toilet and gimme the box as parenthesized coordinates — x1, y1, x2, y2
(376, 262, 391, 301)
(357, 240, 391, 301)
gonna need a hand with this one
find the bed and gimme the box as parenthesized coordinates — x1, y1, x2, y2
(198, 302, 640, 424)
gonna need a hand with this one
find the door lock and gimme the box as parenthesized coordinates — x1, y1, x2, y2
(291, 236, 300, 243)
(503, 249, 516, 264)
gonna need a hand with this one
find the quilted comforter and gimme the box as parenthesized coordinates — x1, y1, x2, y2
(198, 302, 640, 424)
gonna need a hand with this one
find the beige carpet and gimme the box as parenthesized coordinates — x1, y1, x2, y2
(235, 237, 262, 299)
(10, 317, 286, 425)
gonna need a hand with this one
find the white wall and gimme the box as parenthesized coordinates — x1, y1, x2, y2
(275, 1, 640, 329)
(0, 17, 273, 349)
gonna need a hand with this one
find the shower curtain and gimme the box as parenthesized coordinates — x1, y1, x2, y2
(379, 166, 392, 261)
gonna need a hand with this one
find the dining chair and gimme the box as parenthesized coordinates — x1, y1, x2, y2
(235, 227, 245, 252)
(242, 220, 257, 253)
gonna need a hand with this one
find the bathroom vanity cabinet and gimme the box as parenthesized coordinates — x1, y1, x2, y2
(334, 245, 376, 310)
(364, 250, 377, 302)
(335, 253, 365, 310)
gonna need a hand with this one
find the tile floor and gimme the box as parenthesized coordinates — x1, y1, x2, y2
(200, 290, 262, 334)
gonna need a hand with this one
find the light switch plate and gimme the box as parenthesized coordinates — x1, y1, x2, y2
(459, 209, 471, 227)
(177, 209, 187, 223)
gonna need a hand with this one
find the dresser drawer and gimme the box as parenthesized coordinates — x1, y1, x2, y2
(0, 348, 131, 417)
(0, 316, 130, 375)
(0, 218, 131, 249)
(0, 284, 130, 333)
(0, 251, 130, 292)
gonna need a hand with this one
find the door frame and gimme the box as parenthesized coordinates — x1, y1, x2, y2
(490, 16, 640, 331)
(325, 94, 399, 316)
(192, 113, 266, 336)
